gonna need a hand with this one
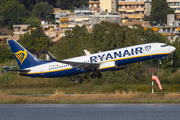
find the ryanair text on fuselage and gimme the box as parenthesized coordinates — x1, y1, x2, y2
(90, 47, 144, 63)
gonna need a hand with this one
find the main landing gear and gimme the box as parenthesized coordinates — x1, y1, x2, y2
(90, 72, 102, 79)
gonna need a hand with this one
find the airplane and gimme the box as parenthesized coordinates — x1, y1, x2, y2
(6, 39, 176, 79)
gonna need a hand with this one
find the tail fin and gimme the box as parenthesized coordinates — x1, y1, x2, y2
(8, 40, 40, 69)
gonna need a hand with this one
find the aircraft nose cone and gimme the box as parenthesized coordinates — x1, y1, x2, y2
(171, 46, 176, 52)
(172, 46, 176, 52)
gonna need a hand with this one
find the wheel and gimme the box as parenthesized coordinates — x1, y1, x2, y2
(97, 73, 102, 78)
(90, 73, 96, 79)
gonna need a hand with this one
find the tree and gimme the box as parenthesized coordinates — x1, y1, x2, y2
(16, 0, 35, 13)
(26, 17, 41, 28)
(18, 29, 51, 56)
(56, 0, 88, 10)
(93, 22, 108, 51)
(143, 28, 168, 43)
(2, 0, 28, 29)
(72, 25, 88, 38)
(17, 0, 57, 13)
(65, 30, 73, 38)
(32, 2, 54, 22)
(150, 0, 174, 25)
(0, 43, 14, 64)
(0, 0, 7, 14)
(172, 38, 180, 69)
(64, 25, 88, 38)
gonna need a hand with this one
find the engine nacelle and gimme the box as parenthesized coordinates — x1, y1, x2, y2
(99, 61, 127, 72)
(111, 65, 127, 71)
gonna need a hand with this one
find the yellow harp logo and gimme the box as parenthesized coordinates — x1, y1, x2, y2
(14, 50, 27, 65)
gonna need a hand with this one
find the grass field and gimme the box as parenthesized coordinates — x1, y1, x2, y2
(0, 90, 179, 104)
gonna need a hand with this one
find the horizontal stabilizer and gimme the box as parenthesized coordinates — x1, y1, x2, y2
(46, 51, 58, 61)
(6, 69, 31, 72)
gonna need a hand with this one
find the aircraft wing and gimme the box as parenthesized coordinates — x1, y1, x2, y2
(57, 60, 100, 71)
(46, 51, 100, 70)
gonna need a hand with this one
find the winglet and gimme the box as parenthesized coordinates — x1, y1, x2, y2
(46, 51, 58, 61)
(84, 49, 91, 55)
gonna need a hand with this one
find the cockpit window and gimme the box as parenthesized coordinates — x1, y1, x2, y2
(161, 44, 168, 47)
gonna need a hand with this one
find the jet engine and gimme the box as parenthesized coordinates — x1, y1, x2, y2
(99, 61, 127, 71)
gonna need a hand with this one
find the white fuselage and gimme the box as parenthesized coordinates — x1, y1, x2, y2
(20, 43, 175, 77)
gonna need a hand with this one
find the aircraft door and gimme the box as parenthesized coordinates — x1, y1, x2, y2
(40, 67, 44, 76)
(152, 45, 156, 53)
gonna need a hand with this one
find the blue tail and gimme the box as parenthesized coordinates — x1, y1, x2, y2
(8, 40, 40, 69)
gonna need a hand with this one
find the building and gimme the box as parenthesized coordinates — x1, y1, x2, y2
(54, 8, 94, 39)
(100, 0, 117, 13)
(120, 21, 143, 28)
(143, 14, 180, 42)
(167, 0, 180, 19)
(54, 9, 71, 24)
(88, 0, 116, 13)
(59, 8, 95, 31)
(53, 8, 61, 14)
(88, 0, 152, 20)
(55, 8, 122, 39)
(41, 21, 61, 42)
(144, 26, 180, 42)
(11, 23, 61, 42)
(90, 15, 122, 27)
(55, 13, 68, 24)
(88, 0, 100, 13)
(13, 24, 30, 36)
(118, 0, 152, 20)
(11, 24, 37, 42)
(59, 8, 122, 30)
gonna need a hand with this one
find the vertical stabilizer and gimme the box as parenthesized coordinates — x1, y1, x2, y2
(8, 40, 40, 69)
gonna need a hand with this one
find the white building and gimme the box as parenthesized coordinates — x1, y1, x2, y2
(167, 0, 180, 19)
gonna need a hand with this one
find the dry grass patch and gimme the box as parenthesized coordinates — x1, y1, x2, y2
(0, 92, 49, 103)
(50, 90, 147, 101)
(164, 93, 180, 100)
(50, 90, 180, 102)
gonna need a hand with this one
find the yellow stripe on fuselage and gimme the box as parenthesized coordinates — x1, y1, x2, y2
(20, 68, 71, 75)
(99, 53, 170, 63)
